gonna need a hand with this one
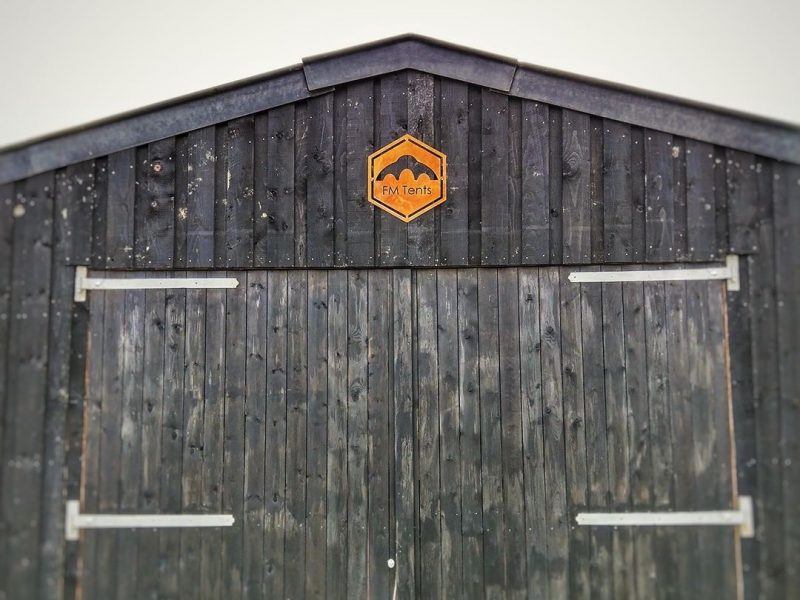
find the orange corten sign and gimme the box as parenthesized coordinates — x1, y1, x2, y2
(367, 134, 447, 222)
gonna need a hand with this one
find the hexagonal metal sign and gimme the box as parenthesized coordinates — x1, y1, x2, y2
(367, 134, 447, 222)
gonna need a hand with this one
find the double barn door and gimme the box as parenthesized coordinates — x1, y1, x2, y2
(77, 267, 739, 599)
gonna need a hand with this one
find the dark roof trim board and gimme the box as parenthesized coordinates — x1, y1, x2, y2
(1, 34, 798, 185)
(511, 65, 800, 165)
(303, 35, 517, 91)
(0, 69, 314, 185)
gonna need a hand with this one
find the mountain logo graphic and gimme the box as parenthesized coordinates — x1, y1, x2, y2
(367, 134, 447, 222)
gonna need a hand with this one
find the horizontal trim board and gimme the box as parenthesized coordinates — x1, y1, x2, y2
(511, 66, 800, 164)
(65, 500, 234, 541)
(303, 38, 517, 92)
(568, 255, 740, 291)
(576, 496, 754, 538)
(73, 266, 239, 302)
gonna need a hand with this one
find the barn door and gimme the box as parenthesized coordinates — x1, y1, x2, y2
(75, 267, 739, 599)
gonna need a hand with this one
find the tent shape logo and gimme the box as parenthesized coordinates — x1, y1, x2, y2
(367, 134, 447, 222)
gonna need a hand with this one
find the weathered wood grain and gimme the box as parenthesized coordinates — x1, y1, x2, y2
(305, 270, 328, 598)
(243, 272, 267, 600)
(561, 111, 591, 263)
(0, 174, 53, 598)
(284, 271, 308, 599)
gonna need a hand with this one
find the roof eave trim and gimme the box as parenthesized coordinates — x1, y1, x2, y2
(511, 65, 800, 164)
(303, 37, 517, 92)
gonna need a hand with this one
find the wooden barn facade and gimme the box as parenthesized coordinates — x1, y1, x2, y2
(0, 35, 798, 599)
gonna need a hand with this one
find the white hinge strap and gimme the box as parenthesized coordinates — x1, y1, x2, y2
(575, 495, 754, 538)
(65, 500, 235, 540)
(74, 266, 240, 302)
(568, 255, 740, 292)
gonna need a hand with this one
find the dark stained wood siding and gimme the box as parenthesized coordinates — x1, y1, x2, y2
(0, 67, 797, 600)
(54, 73, 767, 272)
(70, 268, 737, 599)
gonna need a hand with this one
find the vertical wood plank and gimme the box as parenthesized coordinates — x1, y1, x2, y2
(392, 269, 416, 598)
(39, 168, 85, 600)
(518, 267, 547, 598)
(622, 278, 655, 600)
(665, 279, 699, 596)
(508, 99, 523, 265)
(774, 163, 800, 599)
(116, 288, 145, 598)
(477, 269, 506, 596)
(185, 126, 216, 267)
(105, 149, 136, 267)
(408, 71, 442, 266)
(559, 267, 589, 598)
(263, 271, 287, 598)
(589, 117, 604, 262)
(305, 271, 328, 597)
(346, 270, 369, 596)
(135, 138, 176, 268)
(467, 87, 482, 264)
(345, 83, 375, 266)
(304, 95, 335, 267)
(480, 91, 510, 264)
(407, 72, 436, 265)
(645, 131, 676, 262)
(79, 290, 105, 600)
(672, 137, 688, 259)
(601, 273, 635, 598)
(367, 270, 391, 597)
(178, 282, 208, 596)
(578, 270, 613, 600)
(137, 283, 166, 600)
(538, 268, 567, 597)
(630, 128, 647, 261)
(158, 282, 186, 599)
(199, 285, 225, 600)
(59, 160, 95, 265)
(96, 288, 125, 599)
(520, 102, 550, 264)
(376, 72, 408, 266)
(260, 106, 295, 267)
(454, 269, 483, 596)
(284, 271, 308, 599)
(174, 136, 188, 267)
(416, 269, 442, 598)
(326, 270, 348, 598)
(436, 270, 463, 598)
(748, 198, 786, 597)
(333, 90, 348, 267)
(726, 149, 759, 254)
(497, 269, 527, 596)
(603, 120, 633, 262)
(90, 158, 108, 268)
(548, 108, 563, 264)
(561, 110, 591, 263)
(222, 272, 246, 596)
(0, 173, 53, 598)
(243, 272, 267, 599)
(644, 280, 677, 600)
(222, 117, 254, 267)
(686, 140, 718, 260)
(294, 103, 308, 267)
(438, 80, 469, 265)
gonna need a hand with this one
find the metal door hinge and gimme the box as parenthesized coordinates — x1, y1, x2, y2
(65, 500, 234, 541)
(74, 266, 240, 302)
(568, 255, 740, 292)
(575, 495, 754, 538)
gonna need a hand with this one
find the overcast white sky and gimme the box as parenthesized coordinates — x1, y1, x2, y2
(1, 0, 798, 149)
